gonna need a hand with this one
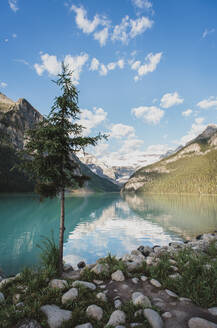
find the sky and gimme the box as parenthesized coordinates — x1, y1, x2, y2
(1, 0, 217, 167)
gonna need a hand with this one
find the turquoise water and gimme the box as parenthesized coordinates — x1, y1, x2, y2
(0, 193, 217, 276)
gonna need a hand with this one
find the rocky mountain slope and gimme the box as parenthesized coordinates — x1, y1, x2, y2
(78, 153, 135, 186)
(122, 124, 217, 194)
(0, 93, 120, 193)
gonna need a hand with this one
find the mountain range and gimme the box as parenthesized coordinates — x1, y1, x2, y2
(122, 124, 217, 194)
(0, 93, 120, 193)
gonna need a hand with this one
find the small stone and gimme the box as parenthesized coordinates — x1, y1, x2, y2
(150, 279, 162, 288)
(179, 297, 191, 302)
(17, 319, 42, 328)
(188, 317, 217, 328)
(114, 299, 122, 309)
(169, 273, 181, 279)
(86, 305, 103, 321)
(130, 324, 141, 327)
(132, 277, 139, 284)
(144, 309, 164, 328)
(107, 310, 126, 326)
(49, 279, 67, 290)
(141, 275, 148, 282)
(91, 263, 109, 275)
(121, 284, 129, 290)
(162, 312, 172, 319)
(165, 289, 178, 298)
(208, 308, 217, 316)
(137, 245, 152, 257)
(62, 288, 78, 304)
(168, 259, 177, 265)
(40, 305, 72, 328)
(75, 324, 93, 328)
(99, 285, 106, 289)
(16, 302, 24, 308)
(132, 292, 151, 307)
(77, 261, 86, 269)
(96, 292, 107, 302)
(93, 280, 104, 285)
(170, 266, 179, 272)
(13, 293, 21, 304)
(111, 270, 125, 282)
(72, 280, 96, 290)
(0, 292, 5, 303)
(146, 257, 153, 265)
(62, 270, 81, 280)
(0, 277, 15, 288)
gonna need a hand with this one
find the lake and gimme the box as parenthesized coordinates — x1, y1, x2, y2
(0, 192, 217, 276)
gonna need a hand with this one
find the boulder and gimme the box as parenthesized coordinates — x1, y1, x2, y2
(111, 270, 125, 282)
(137, 245, 152, 257)
(72, 280, 96, 290)
(132, 292, 151, 307)
(49, 279, 67, 290)
(188, 317, 217, 328)
(107, 310, 126, 326)
(165, 289, 178, 298)
(62, 288, 78, 304)
(63, 264, 73, 272)
(144, 309, 164, 328)
(40, 304, 72, 328)
(78, 261, 86, 269)
(86, 304, 103, 321)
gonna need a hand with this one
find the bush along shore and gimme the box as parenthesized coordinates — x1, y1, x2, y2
(0, 233, 217, 328)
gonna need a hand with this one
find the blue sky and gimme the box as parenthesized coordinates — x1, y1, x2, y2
(1, 0, 217, 166)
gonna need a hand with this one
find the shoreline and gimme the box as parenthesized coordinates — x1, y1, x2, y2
(0, 232, 217, 327)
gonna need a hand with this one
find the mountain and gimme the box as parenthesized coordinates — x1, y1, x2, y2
(0, 93, 120, 193)
(122, 124, 217, 194)
(78, 153, 135, 186)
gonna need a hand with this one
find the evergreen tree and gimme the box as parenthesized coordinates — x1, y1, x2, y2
(20, 64, 105, 274)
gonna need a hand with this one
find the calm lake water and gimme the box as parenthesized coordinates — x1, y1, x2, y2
(0, 193, 217, 276)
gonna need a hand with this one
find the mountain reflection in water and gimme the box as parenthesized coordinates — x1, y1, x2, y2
(0, 193, 216, 275)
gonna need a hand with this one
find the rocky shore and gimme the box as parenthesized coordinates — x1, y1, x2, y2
(0, 232, 217, 328)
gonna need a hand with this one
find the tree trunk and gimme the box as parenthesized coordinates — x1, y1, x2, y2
(59, 187, 65, 275)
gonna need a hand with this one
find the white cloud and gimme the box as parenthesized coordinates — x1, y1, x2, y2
(92, 143, 109, 157)
(70, 5, 104, 34)
(197, 97, 217, 109)
(34, 54, 61, 76)
(180, 117, 205, 145)
(12, 33, 17, 38)
(132, 106, 164, 124)
(160, 92, 184, 108)
(133, 52, 162, 80)
(110, 123, 135, 139)
(146, 144, 169, 154)
(94, 27, 109, 46)
(112, 15, 153, 44)
(90, 58, 99, 71)
(120, 138, 144, 153)
(107, 62, 116, 71)
(132, 0, 152, 9)
(5, 39, 9, 43)
(117, 59, 125, 69)
(34, 53, 88, 85)
(130, 16, 153, 38)
(8, 0, 19, 12)
(182, 109, 193, 117)
(112, 16, 130, 44)
(131, 60, 141, 70)
(78, 107, 107, 135)
(202, 28, 215, 39)
(64, 53, 89, 85)
(99, 64, 108, 76)
(0, 82, 7, 88)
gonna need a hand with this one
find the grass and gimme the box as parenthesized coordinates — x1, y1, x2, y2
(147, 241, 217, 307)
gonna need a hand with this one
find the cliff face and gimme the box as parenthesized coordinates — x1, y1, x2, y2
(122, 124, 217, 194)
(0, 94, 42, 149)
